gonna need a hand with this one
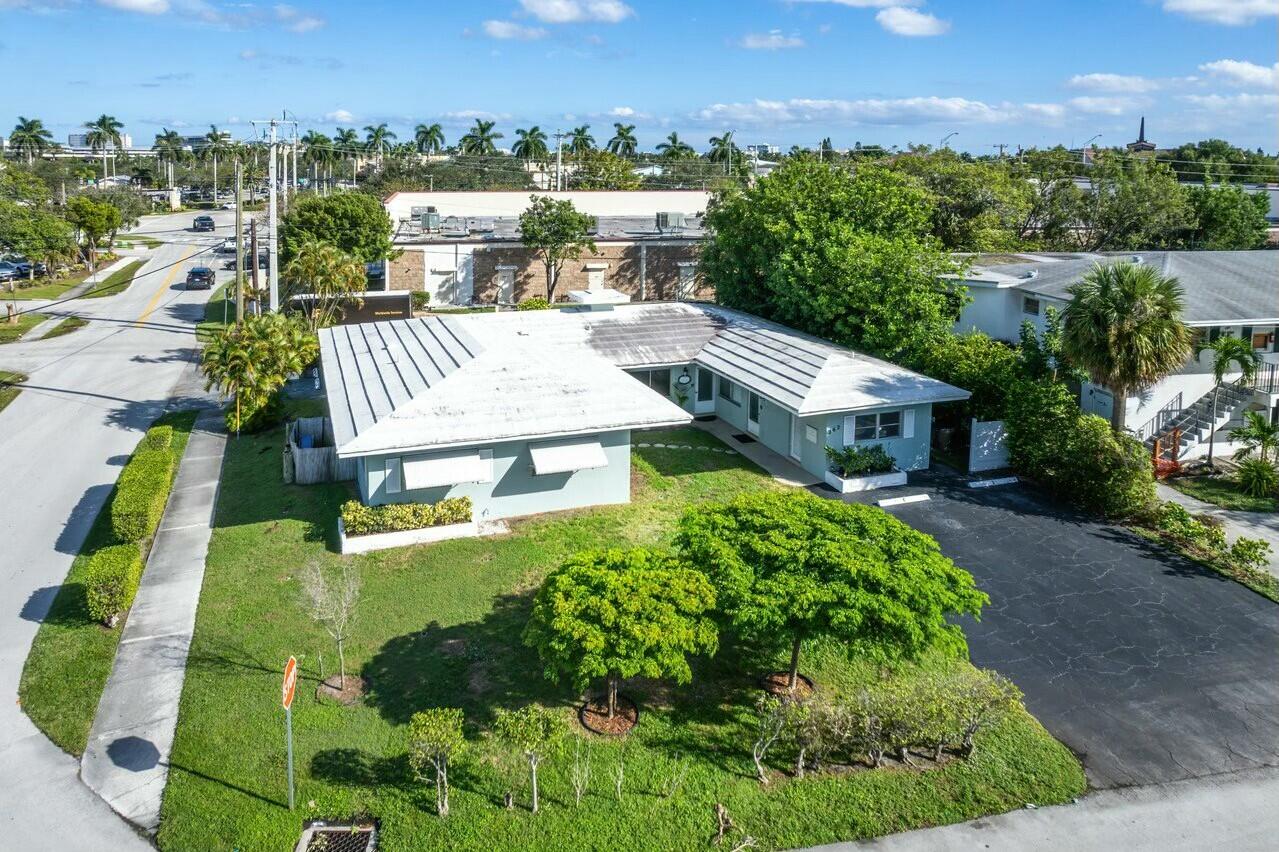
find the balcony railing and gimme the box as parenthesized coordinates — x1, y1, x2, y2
(1253, 362, 1279, 394)
(1135, 392, 1183, 442)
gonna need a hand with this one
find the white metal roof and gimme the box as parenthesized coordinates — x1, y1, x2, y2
(320, 303, 968, 458)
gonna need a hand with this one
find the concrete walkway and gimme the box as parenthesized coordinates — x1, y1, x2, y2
(810, 766, 1279, 852)
(692, 418, 820, 487)
(1158, 481, 1279, 578)
(80, 408, 226, 832)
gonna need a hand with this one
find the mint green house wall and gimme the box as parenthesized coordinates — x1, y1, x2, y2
(356, 429, 632, 521)
(818, 403, 933, 473)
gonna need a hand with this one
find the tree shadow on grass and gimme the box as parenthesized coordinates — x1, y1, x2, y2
(362, 591, 569, 729)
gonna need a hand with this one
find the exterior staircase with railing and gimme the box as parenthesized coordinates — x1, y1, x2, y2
(1147, 380, 1255, 459)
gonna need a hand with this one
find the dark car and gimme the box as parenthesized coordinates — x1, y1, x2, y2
(192, 215, 216, 232)
(1, 255, 44, 278)
(0, 261, 18, 283)
(185, 266, 215, 290)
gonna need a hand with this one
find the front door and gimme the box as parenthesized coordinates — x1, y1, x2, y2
(789, 415, 802, 460)
(747, 392, 761, 435)
(695, 367, 715, 414)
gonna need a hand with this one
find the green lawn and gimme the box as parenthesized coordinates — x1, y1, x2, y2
(0, 312, 49, 343)
(42, 316, 89, 340)
(1167, 472, 1278, 513)
(196, 281, 237, 343)
(83, 259, 146, 299)
(0, 370, 26, 413)
(6, 272, 92, 300)
(158, 423, 1084, 851)
(115, 236, 163, 250)
(18, 411, 199, 755)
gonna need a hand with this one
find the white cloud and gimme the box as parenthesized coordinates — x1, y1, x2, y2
(1023, 103, 1068, 122)
(274, 4, 324, 33)
(1182, 91, 1279, 109)
(443, 110, 512, 122)
(482, 19, 548, 39)
(324, 109, 354, 123)
(97, 0, 169, 12)
(790, 0, 922, 7)
(518, 0, 634, 24)
(740, 29, 805, 49)
(1067, 73, 1162, 93)
(1199, 58, 1279, 88)
(1068, 96, 1137, 115)
(609, 106, 636, 117)
(875, 6, 949, 36)
(691, 96, 1040, 126)
(1162, 0, 1278, 26)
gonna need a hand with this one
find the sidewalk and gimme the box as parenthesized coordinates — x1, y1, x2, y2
(1157, 482, 1279, 578)
(692, 418, 820, 487)
(808, 766, 1279, 852)
(79, 409, 226, 832)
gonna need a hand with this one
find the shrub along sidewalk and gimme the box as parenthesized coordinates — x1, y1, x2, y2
(18, 411, 197, 755)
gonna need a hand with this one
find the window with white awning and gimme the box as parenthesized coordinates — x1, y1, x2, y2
(402, 449, 494, 490)
(528, 438, 608, 476)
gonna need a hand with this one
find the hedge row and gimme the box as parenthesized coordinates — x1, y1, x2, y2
(341, 497, 473, 537)
(110, 448, 175, 542)
(85, 543, 144, 624)
(139, 425, 173, 452)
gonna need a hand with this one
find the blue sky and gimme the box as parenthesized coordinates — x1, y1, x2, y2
(1, 0, 1276, 154)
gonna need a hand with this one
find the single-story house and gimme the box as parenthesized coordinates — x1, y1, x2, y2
(380, 190, 711, 307)
(319, 303, 969, 521)
(952, 250, 1279, 450)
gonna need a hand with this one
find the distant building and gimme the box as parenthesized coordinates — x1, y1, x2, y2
(1126, 117, 1155, 153)
(67, 132, 133, 150)
(745, 144, 780, 157)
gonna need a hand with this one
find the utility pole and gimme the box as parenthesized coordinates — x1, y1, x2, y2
(554, 130, 564, 192)
(250, 219, 260, 317)
(993, 143, 1008, 160)
(291, 131, 298, 199)
(252, 116, 295, 312)
(234, 160, 244, 327)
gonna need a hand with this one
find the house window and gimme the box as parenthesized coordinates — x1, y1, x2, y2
(629, 369, 671, 394)
(384, 457, 402, 494)
(718, 377, 739, 404)
(1022, 297, 1041, 316)
(844, 410, 907, 446)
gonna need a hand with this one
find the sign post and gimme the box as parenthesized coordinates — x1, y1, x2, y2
(282, 655, 298, 811)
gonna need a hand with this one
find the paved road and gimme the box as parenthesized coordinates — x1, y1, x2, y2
(843, 474, 1279, 789)
(0, 210, 232, 848)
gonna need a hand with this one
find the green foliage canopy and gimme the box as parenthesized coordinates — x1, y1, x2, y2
(280, 192, 393, 265)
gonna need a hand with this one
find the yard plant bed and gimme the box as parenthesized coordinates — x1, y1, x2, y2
(761, 671, 816, 698)
(158, 424, 1084, 852)
(1166, 472, 1278, 514)
(18, 410, 199, 755)
(578, 694, 639, 736)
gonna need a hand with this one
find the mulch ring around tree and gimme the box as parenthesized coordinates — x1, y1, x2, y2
(316, 675, 366, 705)
(578, 694, 640, 736)
(760, 671, 816, 699)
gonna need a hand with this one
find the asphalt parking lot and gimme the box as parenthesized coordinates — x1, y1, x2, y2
(832, 474, 1279, 789)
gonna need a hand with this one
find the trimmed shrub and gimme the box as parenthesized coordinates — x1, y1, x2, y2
(110, 450, 174, 542)
(85, 543, 144, 624)
(1230, 537, 1273, 572)
(1154, 502, 1227, 554)
(140, 425, 173, 451)
(825, 443, 895, 477)
(517, 297, 550, 311)
(411, 291, 430, 311)
(1237, 458, 1279, 498)
(340, 497, 473, 537)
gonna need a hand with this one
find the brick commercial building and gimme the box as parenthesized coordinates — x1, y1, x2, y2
(381, 191, 712, 306)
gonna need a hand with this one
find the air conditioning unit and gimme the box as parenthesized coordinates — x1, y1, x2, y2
(419, 211, 442, 232)
(656, 212, 686, 232)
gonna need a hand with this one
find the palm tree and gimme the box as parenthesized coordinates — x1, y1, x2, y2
(1230, 411, 1279, 464)
(202, 125, 230, 201)
(363, 123, 396, 168)
(606, 123, 637, 156)
(1061, 261, 1192, 434)
(334, 127, 361, 184)
(1197, 334, 1260, 466)
(512, 126, 549, 163)
(656, 132, 694, 159)
(300, 131, 332, 193)
(459, 120, 503, 156)
(10, 116, 55, 164)
(567, 125, 594, 156)
(84, 114, 124, 178)
(707, 131, 737, 172)
(152, 128, 186, 189)
(414, 123, 445, 154)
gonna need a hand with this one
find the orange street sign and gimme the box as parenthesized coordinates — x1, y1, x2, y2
(282, 656, 298, 710)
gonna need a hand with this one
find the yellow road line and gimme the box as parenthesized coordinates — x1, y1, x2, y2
(134, 246, 196, 327)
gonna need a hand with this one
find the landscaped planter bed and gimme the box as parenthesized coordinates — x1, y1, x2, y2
(337, 517, 483, 554)
(823, 469, 908, 493)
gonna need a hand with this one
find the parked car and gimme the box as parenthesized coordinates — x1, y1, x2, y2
(0, 254, 42, 278)
(192, 215, 215, 232)
(0, 261, 18, 283)
(223, 253, 267, 271)
(185, 266, 215, 290)
(214, 238, 236, 255)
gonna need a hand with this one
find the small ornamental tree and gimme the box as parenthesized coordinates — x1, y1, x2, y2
(300, 559, 361, 686)
(64, 194, 121, 271)
(518, 195, 597, 303)
(494, 705, 564, 814)
(279, 192, 394, 265)
(408, 708, 466, 817)
(675, 491, 988, 691)
(523, 548, 718, 722)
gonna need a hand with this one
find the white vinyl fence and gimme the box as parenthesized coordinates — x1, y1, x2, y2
(968, 418, 1010, 473)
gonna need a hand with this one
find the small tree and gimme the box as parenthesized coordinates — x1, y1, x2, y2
(524, 548, 718, 722)
(1196, 334, 1259, 467)
(750, 695, 787, 784)
(283, 239, 367, 331)
(279, 192, 394, 265)
(408, 708, 466, 817)
(946, 668, 1022, 757)
(300, 560, 361, 685)
(518, 195, 597, 303)
(676, 491, 988, 692)
(64, 194, 121, 271)
(494, 705, 564, 814)
(1230, 411, 1279, 464)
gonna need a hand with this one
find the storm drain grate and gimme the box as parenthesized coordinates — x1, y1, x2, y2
(731, 433, 757, 443)
(298, 822, 377, 852)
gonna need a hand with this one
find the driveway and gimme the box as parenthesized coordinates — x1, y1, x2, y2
(834, 473, 1279, 789)
(0, 210, 229, 847)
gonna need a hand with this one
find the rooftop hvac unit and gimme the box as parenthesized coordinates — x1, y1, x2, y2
(656, 212, 686, 232)
(419, 211, 442, 232)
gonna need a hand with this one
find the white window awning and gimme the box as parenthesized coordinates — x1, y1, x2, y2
(528, 438, 608, 476)
(402, 449, 493, 490)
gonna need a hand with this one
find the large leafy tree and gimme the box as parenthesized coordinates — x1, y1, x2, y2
(518, 195, 597, 302)
(512, 126, 549, 162)
(1074, 154, 1193, 251)
(279, 192, 393, 265)
(1008, 147, 1086, 249)
(675, 491, 988, 691)
(1181, 183, 1269, 249)
(1196, 335, 1260, 467)
(9, 117, 56, 165)
(565, 148, 641, 190)
(63, 195, 121, 270)
(460, 120, 503, 156)
(606, 122, 637, 156)
(701, 158, 961, 362)
(889, 150, 1031, 251)
(523, 548, 718, 721)
(1061, 261, 1192, 433)
(283, 240, 367, 331)
(0, 201, 75, 283)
